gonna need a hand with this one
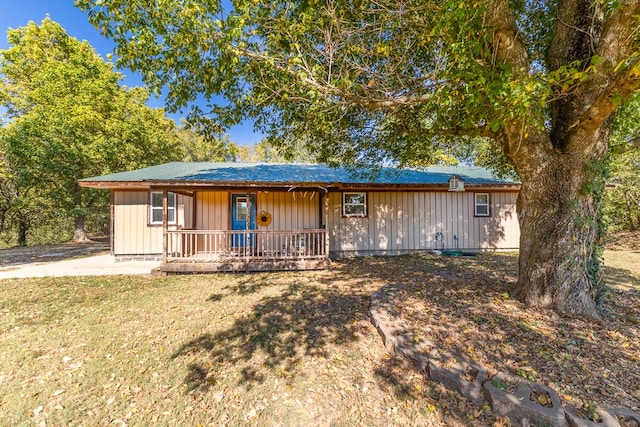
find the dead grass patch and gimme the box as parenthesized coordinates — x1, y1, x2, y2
(606, 230, 640, 251)
(392, 251, 640, 416)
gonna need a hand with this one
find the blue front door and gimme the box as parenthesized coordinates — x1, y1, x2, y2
(231, 194, 255, 247)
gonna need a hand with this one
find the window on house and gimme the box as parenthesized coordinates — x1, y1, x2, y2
(475, 193, 490, 216)
(343, 192, 367, 217)
(235, 196, 247, 222)
(150, 192, 176, 224)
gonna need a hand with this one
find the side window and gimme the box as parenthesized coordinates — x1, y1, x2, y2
(475, 193, 490, 217)
(343, 192, 367, 217)
(150, 192, 176, 224)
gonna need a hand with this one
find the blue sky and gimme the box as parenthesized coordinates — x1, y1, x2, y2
(0, 1, 263, 146)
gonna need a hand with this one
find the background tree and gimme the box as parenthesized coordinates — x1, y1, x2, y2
(0, 175, 53, 247)
(77, 1, 640, 319)
(0, 120, 59, 246)
(257, 135, 330, 163)
(603, 95, 640, 232)
(179, 116, 241, 162)
(604, 150, 640, 231)
(0, 18, 185, 244)
(222, 136, 316, 163)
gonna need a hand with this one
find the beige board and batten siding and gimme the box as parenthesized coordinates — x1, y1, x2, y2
(327, 190, 519, 256)
(195, 191, 229, 230)
(255, 190, 322, 254)
(114, 188, 517, 257)
(113, 190, 193, 256)
(195, 190, 321, 230)
(255, 190, 321, 230)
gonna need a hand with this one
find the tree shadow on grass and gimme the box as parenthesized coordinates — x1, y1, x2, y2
(171, 254, 523, 397)
(375, 258, 640, 411)
(602, 264, 640, 294)
(221, 272, 284, 295)
(171, 278, 372, 392)
(206, 272, 299, 302)
(170, 253, 639, 412)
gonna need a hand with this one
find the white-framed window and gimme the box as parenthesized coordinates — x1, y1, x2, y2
(150, 191, 176, 224)
(235, 196, 248, 222)
(343, 192, 367, 217)
(474, 193, 490, 217)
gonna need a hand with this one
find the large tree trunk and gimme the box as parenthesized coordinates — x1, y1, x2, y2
(485, 0, 640, 320)
(17, 220, 28, 247)
(510, 129, 609, 320)
(73, 215, 90, 242)
(624, 194, 637, 231)
(514, 160, 605, 320)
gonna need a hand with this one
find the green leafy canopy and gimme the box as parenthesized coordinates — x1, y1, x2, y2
(69, 1, 534, 165)
(75, 0, 640, 171)
(0, 18, 183, 243)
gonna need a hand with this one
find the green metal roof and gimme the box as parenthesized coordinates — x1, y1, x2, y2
(79, 162, 518, 187)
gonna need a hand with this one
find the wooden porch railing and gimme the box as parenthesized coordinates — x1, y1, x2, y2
(166, 229, 328, 262)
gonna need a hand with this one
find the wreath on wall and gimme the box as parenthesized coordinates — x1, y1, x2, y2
(257, 211, 273, 227)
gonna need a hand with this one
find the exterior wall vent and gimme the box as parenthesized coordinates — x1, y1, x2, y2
(448, 176, 465, 192)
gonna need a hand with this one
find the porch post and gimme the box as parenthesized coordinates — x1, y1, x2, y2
(192, 191, 197, 229)
(162, 189, 168, 264)
(245, 192, 252, 257)
(324, 191, 330, 257)
(109, 190, 115, 256)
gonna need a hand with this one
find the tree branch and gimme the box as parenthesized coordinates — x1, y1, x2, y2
(484, 0, 529, 73)
(233, 42, 439, 109)
(563, 2, 640, 153)
(481, 0, 537, 162)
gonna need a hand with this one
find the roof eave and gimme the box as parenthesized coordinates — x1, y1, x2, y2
(78, 179, 521, 191)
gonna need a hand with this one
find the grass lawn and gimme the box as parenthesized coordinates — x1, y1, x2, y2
(1, 250, 638, 426)
(0, 264, 466, 426)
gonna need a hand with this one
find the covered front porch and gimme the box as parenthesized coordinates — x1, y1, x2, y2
(153, 187, 332, 273)
(157, 228, 330, 273)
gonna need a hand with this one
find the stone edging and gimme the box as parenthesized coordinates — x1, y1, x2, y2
(369, 283, 640, 427)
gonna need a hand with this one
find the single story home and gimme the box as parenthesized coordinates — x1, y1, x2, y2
(78, 162, 521, 273)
